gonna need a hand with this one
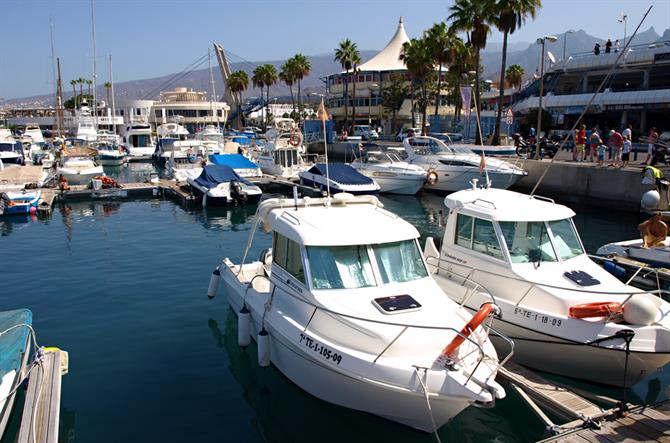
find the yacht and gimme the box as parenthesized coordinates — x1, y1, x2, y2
(74, 103, 98, 142)
(153, 138, 202, 167)
(23, 124, 45, 146)
(350, 150, 427, 195)
(123, 123, 155, 159)
(0, 139, 24, 166)
(196, 125, 225, 156)
(403, 136, 525, 192)
(255, 132, 310, 178)
(94, 142, 127, 166)
(186, 164, 262, 206)
(57, 140, 104, 185)
(212, 193, 507, 432)
(299, 163, 381, 195)
(157, 122, 189, 140)
(425, 185, 670, 386)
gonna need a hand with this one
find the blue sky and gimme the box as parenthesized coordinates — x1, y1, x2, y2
(1, 0, 668, 99)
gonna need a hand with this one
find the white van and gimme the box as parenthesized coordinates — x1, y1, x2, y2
(353, 125, 379, 141)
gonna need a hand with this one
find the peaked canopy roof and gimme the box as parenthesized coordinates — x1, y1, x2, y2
(356, 17, 410, 72)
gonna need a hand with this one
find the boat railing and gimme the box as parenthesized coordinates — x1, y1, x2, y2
(431, 253, 670, 302)
(258, 274, 513, 390)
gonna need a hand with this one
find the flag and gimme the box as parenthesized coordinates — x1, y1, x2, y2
(479, 153, 486, 175)
(460, 86, 472, 118)
(317, 97, 329, 122)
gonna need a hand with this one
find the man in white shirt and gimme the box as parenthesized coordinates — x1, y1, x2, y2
(622, 124, 632, 140)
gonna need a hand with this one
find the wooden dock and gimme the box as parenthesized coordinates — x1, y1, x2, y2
(539, 401, 670, 442)
(17, 349, 69, 443)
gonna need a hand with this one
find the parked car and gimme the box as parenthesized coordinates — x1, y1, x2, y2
(396, 127, 422, 142)
(353, 125, 379, 141)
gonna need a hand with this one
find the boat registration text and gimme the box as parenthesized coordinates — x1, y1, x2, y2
(299, 333, 342, 365)
(513, 307, 563, 327)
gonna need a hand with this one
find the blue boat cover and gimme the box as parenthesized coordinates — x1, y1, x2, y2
(0, 309, 32, 377)
(231, 136, 252, 145)
(307, 163, 373, 185)
(194, 164, 251, 189)
(208, 154, 258, 170)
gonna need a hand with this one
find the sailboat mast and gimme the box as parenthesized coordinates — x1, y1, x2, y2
(109, 54, 116, 134)
(56, 58, 65, 137)
(49, 18, 57, 108)
(208, 48, 217, 126)
(91, 0, 98, 132)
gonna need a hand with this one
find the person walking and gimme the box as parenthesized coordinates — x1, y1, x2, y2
(605, 39, 613, 54)
(622, 135, 632, 168)
(644, 126, 659, 165)
(608, 129, 624, 167)
(589, 128, 602, 162)
(615, 39, 621, 52)
(575, 124, 587, 162)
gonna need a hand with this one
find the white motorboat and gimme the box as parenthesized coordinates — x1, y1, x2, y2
(350, 150, 427, 195)
(255, 131, 310, 178)
(74, 103, 98, 142)
(0, 140, 25, 166)
(23, 124, 45, 146)
(403, 136, 525, 192)
(196, 125, 225, 156)
(299, 163, 381, 195)
(123, 123, 155, 159)
(208, 154, 262, 179)
(597, 238, 670, 269)
(425, 185, 670, 386)
(96, 130, 122, 146)
(153, 138, 202, 167)
(94, 142, 127, 166)
(187, 164, 262, 206)
(57, 141, 104, 185)
(212, 193, 507, 432)
(157, 122, 189, 140)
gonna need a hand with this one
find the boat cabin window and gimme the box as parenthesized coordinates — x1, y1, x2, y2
(306, 245, 375, 290)
(273, 234, 305, 284)
(547, 219, 584, 260)
(455, 214, 504, 260)
(372, 240, 428, 284)
(499, 221, 557, 263)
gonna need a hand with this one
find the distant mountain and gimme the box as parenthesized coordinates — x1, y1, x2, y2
(4, 27, 668, 108)
(481, 27, 663, 83)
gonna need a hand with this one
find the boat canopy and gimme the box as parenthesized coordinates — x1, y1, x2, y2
(194, 164, 251, 189)
(307, 164, 374, 185)
(0, 309, 32, 376)
(209, 154, 258, 169)
(444, 188, 575, 222)
(257, 196, 419, 246)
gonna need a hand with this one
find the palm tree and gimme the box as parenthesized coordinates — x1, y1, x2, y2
(292, 53, 311, 125)
(491, 0, 542, 145)
(334, 39, 359, 131)
(77, 77, 86, 97)
(86, 79, 93, 96)
(506, 64, 525, 91)
(349, 52, 361, 131)
(424, 23, 463, 117)
(252, 64, 277, 129)
(70, 79, 78, 108)
(227, 70, 249, 129)
(382, 73, 409, 134)
(279, 59, 297, 115)
(449, 0, 495, 144)
(400, 38, 434, 135)
(103, 82, 112, 104)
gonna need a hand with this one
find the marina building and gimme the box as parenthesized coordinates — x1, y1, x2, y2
(150, 87, 229, 133)
(325, 17, 451, 133)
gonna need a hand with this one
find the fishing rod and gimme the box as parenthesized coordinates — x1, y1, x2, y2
(530, 4, 654, 196)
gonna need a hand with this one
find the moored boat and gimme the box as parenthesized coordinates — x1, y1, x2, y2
(187, 164, 262, 206)
(350, 150, 427, 195)
(0, 191, 41, 216)
(299, 163, 380, 195)
(57, 142, 104, 185)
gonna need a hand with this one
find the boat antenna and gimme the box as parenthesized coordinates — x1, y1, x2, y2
(472, 87, 491, 188)
(90, 0, 98, 133)
(530, 5, 653, 196)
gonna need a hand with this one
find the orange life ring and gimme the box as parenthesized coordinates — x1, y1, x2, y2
(426, 169, 438, 185)
(442, 303, 494, 357)
(289, 134, 301, 147)
(569, 302, 621, 319)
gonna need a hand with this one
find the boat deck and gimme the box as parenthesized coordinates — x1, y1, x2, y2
(17, 349, 68, 443)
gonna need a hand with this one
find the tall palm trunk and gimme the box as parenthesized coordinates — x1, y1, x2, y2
(474, 50, 482, 145)
(79, 83, 83, 97)
(493, 30, 509, 146)
(343, 73, 349, 131)
(434, 65, 443, 116)
(288, 84, 295, 115)
(297, 78, 302, 127)
(421, 82, 428, 135)
(410, 82, 416, 127)
(351, 70, 357, 131)
(72, 85, 77, 107)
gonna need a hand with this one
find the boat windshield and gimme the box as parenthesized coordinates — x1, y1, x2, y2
(499, 221, 557, 263)
(306, 245, 376, 289)
(409, 138, 453, 155)
(372, 240, 427, 284)
(547, 219, 584, 260)
(0, 143, 16, 152)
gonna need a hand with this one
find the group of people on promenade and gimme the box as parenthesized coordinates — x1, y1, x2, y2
(572, 125, 659, 168)
(593, 38, 621, 55)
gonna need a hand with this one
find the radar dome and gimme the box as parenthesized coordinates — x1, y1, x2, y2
(623, 294, 658, 326)
(641, 190, 660, 210)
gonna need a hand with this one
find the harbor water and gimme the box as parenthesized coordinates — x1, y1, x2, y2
(0, 184, 667, 442)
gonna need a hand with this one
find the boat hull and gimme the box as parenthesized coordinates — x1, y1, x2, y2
(362, 173, 424, 195)
(57, 169, 103, 185)
(425, 170, 523, 192)
(299, 176, 380, 196)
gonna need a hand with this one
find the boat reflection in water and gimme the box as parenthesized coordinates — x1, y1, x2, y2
(196, 204, 258, 232)
(207, 312, 536, 443)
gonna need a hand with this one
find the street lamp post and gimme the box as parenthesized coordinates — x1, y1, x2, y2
(536, 35, 558, 158)
(619, 13, 628, 44)
(563, 29, 575, 61)
(368, 83, 378, 126)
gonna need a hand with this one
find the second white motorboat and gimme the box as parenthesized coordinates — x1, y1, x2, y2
(211, 193, 507, 432)
(299, 163, 381, 195)
(351, 150, 427, 195)
(57, 142, 104, 185)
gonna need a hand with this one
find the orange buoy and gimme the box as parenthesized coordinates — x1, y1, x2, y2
(442, 303, 494, 357)
(569, 302, 621, 319)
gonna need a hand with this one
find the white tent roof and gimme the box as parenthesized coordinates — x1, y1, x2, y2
(356, 17, 410, 72)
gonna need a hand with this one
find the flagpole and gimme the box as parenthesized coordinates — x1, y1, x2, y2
(319, 97, 331, 202)
(473, 90, 490, 188)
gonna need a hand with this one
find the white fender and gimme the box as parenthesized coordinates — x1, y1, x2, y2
(257, 329, 270, 367)
(238, 306, 251, 347)
(207, 267, 220, 299)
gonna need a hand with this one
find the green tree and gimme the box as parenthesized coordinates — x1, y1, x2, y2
(103, 82, 112, 104)
(252, 64, 277, 129)
(506, 64, 525, 91)
(77, 77, 85, 97)
(292, 53, 311, 126)
(70, 79, 78, 108)
(424, 23, 463, 117)
(382, 74, 409, 134)
(334, 39, 359, 131)
(227, 70, 249, 129)
(449, 0, 495, 144)
(491, 0, 542, 145)
(86, 79, 93, 96)
(400, 38, 434, 135)
(279, 59, 297, 115)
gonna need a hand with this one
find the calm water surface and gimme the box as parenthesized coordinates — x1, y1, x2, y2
(0, 188, 665, 442)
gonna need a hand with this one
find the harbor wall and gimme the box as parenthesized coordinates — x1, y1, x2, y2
(514, 159, 654, 212)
